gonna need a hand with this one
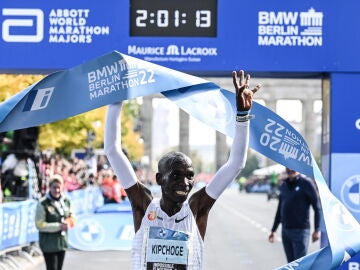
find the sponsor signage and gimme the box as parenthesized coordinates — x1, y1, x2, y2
(331, 153, 360, 269)
(331, 155, 360, 221)
(330, 74, 360, 153)
(0, 0, 360, 73)
(336, 252, 360, 270)
(0, 201, 36, 250)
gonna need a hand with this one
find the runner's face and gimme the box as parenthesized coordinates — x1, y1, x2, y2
(161, 161, 195, 203)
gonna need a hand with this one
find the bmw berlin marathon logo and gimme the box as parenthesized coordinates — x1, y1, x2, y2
(258, 8, 323, 47)
(341, 175, 360, 213)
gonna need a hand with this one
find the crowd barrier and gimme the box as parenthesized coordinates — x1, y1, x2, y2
(0, 199, 41, 270)
(0, 186, 134, 257)
(66, 186, 134, 251)
(0, 200, 38, 251)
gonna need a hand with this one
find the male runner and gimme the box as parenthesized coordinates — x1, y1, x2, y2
(104, 70, 260, 269)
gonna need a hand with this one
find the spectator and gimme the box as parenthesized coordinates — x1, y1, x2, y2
(62, 168, 81, 192)
(0, 130, 13, 165)
(268, 167, 321, 263)
(35, 175, 75, 270)
(238, 176, 247, 192)
(100, 170, 126, 203)
(100, 170, 113, 203)
(267, 172, 280, 201)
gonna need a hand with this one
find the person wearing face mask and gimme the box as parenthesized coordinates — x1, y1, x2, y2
(268, 167, 321, 263)
(35, 175, 75, 270)
(104, 70, 260, 269)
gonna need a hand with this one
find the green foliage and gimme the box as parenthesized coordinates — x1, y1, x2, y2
(238, 151, 260, 178)
(39, 114, 94, 156)
(0, 74, 44, 102)
(121, 100, 144, 161)
(40, 101, 144, 158)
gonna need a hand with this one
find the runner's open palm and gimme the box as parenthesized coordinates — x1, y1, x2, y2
(232, 70, 261, 111)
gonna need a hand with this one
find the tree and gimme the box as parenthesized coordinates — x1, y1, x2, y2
(0, 74, 43, 102)
(121, 100, 144, 161)
(238, 151, 260, 178)
(39, 112, 96, 156)
(39, 100, 144, 159)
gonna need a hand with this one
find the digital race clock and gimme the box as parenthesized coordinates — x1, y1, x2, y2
(130, 0, 217, 37)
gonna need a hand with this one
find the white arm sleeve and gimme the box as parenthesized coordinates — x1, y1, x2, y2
(104, 102, 138, 189)
(205, 121, 249, 199)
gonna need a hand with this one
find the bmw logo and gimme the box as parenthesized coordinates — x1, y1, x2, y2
(75, 218, 105, 246)
(341, 175, 360, 213)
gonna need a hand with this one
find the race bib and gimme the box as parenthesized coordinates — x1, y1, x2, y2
(145, 226, 190, 270)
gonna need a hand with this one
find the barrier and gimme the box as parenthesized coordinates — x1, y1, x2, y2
(0, 186, 133, 255)
(67, 209, 134, 251)
(65, 186, 104, 215)
(0, 187, 103, 250)
(67, 192, 134, 251)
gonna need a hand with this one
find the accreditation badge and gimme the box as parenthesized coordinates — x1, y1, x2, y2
(144, 226, 190, 270)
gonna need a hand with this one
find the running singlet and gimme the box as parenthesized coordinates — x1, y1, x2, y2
(132, 198, 204, 270)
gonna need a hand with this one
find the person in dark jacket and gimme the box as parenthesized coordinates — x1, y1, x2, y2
(35, 175, 75, 270)
(268, 167, 321, 263)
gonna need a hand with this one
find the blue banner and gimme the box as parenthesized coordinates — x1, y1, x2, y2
(66, 190, 134, 251)
(337, 252, 360, 270)
(20, 200, 38, 244)
(0, 52, 207, 132)
(0, 200, 37, 250)
(0, 51, 359, 269)
(1, 0, 360, 74)
(330, 154, 360, 224)
(67, 210, 134, 251)
(1, 202, 22, 248)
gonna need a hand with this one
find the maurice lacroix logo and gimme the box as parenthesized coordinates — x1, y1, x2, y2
(260, 118, 311, 166)
(127, 44, 217, 63)
(258, 8, 323, 47)
(128, 44, 217, 57)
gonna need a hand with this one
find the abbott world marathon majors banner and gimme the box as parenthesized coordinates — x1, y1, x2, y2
(0, 51, 359, 269)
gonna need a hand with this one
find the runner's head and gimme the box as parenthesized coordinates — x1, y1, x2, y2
(156, 152, 195, 203)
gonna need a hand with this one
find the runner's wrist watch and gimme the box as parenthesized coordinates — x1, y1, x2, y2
(236, 114, 254, 122)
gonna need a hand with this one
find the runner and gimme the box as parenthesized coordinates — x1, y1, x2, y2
(104, 70, 260, 269)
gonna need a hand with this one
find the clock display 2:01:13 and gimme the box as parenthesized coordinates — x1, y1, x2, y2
(130, 0, 217, 37)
